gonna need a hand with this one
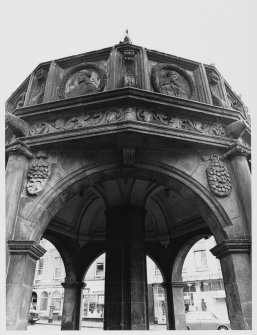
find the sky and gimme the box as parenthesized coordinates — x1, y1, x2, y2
(0, 0, 257, 115)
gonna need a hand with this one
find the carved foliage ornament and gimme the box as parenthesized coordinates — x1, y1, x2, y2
(58, 63, 106, 99)
(27, 151, 51, 196)
(151, 63, 194, 99)
(29, 109, 226, 138)
(202, 154, 231, 197)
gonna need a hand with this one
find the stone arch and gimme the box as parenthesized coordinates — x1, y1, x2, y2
(80, 248, 106, 282)
(146, 253, 166, 282)
(172, 234, 211, 282)
(24, 160, 232, 244)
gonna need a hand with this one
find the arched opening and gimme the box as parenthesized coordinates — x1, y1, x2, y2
(24, 163, 234, 330)
(31, 238, 66, 326)
(173, 235, 230, 330)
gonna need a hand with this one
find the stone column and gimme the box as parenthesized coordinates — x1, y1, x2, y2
(104, 206, 148, 330)
(172, 281, 187, 330)
(5, 140, 33, 270)
(6, 241, 46, 330)
(61, 281, 86, 330)
(161, 282, 175, 329)
(223, 143, 251, 237)
(211, 239, 251, 330)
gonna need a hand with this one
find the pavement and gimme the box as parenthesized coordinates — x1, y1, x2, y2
(29, 319, 167, 330)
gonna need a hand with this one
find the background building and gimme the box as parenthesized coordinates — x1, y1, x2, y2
(32, 237, 228, 323)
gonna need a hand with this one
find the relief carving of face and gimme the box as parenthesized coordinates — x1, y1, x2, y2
(77, 71, 92, 84)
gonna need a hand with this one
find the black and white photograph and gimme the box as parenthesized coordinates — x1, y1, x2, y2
(1, 0, 256, 332)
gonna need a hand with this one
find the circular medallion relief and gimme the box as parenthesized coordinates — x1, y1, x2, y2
(151, 63, 194, 99)
(58, 63, 106, 99)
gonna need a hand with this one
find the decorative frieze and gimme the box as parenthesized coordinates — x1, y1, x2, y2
(26, 151, 51, 196)
(202, 154, 231, 197)
(29, 108, 226, 139)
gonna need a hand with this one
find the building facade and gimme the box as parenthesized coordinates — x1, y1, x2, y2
(6, 35, 251, 330)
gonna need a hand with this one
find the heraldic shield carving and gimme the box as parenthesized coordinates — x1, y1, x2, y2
(202, 154, 231, 197)
(58, 63, 107, 99)
(151, 63, 194, 99)
(27, 151, 51, 196)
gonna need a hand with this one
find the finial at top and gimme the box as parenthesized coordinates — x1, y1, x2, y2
(120, 29, 132, 44)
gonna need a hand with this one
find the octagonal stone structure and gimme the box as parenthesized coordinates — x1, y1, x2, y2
(5, 38, 251, 330)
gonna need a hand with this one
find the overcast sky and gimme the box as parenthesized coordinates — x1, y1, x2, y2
(1, 0, 257, 116)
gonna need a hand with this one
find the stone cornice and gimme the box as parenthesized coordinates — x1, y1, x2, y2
(8, 240, 46, 260)
(210, 239, 251, 259)
(61, 281, 86, 289)
(5, 139, 33, 159)
(14, 87, 239, 124)
(222, 142, 251, 160)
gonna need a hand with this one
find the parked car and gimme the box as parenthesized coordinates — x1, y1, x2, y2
(28, 308, 40, 324)
(186, 311, 230, 330)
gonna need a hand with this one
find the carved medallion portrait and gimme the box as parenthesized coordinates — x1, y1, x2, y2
(58, 63, 106, 99)
(151, 63, 194, 99)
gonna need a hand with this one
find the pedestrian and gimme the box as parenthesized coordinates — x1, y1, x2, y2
(201, 299, 207, 311)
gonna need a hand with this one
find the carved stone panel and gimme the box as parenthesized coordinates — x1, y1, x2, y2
(202, 154, 231, 197)
(28, 68, 48, 106)
(207, 71, 227, 107)
(151, 63, 194, 99)
(27, 151, 51, 196)
(16, 92, 26, 109)
(58, 63, 106, 99)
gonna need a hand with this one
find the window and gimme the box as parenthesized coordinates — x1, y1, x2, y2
(194, 250, 207, 268)
(95, 262, 104, 278)
(37, 258, 44, 277)
(40, 291, 48, 310)
(52, 291, 61, 311)
(54, 257, 63, 279)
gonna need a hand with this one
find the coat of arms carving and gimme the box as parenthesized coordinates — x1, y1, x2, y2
(202, 154, 231, 197)
(27, 151, 51, 196)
